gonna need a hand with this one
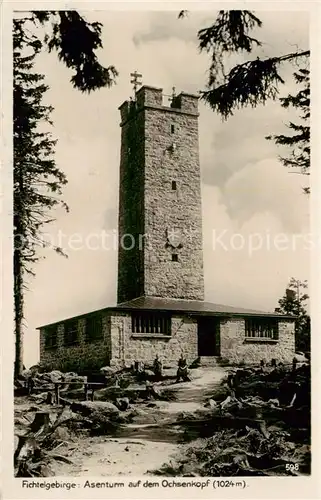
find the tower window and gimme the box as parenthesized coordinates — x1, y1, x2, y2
(171, 124, 175, 134)
(172, 254, 178, 262)
(171, 180, 177, 190)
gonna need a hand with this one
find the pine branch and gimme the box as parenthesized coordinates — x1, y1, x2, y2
(202, 57, 283, 118)
(46, 11, 118, 92)
(201, 51, 309, 119)
(266, 68, 310, 190)
(194, 10, 309, 118)
(198, 10, 262, 55)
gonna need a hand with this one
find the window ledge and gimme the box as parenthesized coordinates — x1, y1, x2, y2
(131, 334, 171, 340)
(244, 338, 278, 343)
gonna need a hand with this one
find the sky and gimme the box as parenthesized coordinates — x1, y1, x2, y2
(22, 9, 310, 367)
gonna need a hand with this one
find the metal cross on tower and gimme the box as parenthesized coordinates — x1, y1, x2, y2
(130, 71, 142, 96)
(169, 86, 176, 103)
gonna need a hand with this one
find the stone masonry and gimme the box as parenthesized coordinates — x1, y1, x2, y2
(117, 86, 204, 303)
(220, 318, 295, 364)
(39, 310, 198, 371)
(109, 312, 198, 369)
(39, 311, 295, 371)
(39, 314, 112, 372)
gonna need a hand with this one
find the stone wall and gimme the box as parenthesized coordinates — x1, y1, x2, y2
(220, 318, 295, 364)
(117, 98, 146, 303)
(117, 85, 204, 303)
(143, 100, 204, 300)
(109, 312, 198, 369)
(39, 311, 295, 371)
(39, 314, 112, 372)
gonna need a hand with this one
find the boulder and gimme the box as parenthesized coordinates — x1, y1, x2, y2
(100, 366, 117, 376)
(294, 352, 309, 363)
(207, 399, 217, 409)
(29, 364, 41, 375)
(64, 372, 81, 382)
(94, 386, 123, 401)
(268, 398, 280, 407)
(15, 416, 30, 428)
(31, 392, 49, 403)
(20, 369, 32, 380)
(129, 407, 159, 424)
(60, 387, 85, 399)
(42, 370, 64, 383)
(65, 371, 78, 377)
(50, 425, 71, 442)
(70, 401, 119, 418)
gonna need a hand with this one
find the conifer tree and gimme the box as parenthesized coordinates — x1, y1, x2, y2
(14, 19, 66, 376)
(275, 278, 310, 352)
(267, 69, 310, 193)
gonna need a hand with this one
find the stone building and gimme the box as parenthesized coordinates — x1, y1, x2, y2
(38, 85, 295, 372)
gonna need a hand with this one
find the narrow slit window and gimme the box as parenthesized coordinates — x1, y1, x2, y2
(171, 180, 177, 190)
(172, 254, 178, 262)
(171, 124, 175, 134)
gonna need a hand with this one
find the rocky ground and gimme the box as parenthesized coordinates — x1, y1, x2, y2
(14, 361, 310, 477)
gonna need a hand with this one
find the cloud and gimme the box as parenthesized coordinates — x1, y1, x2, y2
(222, 158, 309, 233)
(131, 10, 309, 56)
(132, 11, 213, 46)
(202, 182, 309, 312)
(199, 66, 308, 189)
(255, 11, 309, 55)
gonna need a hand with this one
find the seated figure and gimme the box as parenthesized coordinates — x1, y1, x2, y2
(176, 354, 190, 382)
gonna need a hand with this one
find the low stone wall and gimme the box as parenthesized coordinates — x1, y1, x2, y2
(220, 318, 295, 364)
(110, 313, 198, 368)
(39, 315, 112, 372)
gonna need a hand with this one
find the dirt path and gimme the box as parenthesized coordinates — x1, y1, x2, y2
(54, 367, 226, 477)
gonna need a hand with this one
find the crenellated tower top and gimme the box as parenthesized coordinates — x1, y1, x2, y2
(119, 85, 199, 126)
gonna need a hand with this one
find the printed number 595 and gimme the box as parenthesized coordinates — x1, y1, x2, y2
(286, 463, 299, 471)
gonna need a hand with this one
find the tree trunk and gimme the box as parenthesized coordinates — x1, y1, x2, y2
(14, 246, 24, 379)
(14, 156, 24, 380)
(30, 411, 50, 433)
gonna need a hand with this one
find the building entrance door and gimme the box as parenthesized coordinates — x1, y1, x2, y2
(197, 317, 221, 356)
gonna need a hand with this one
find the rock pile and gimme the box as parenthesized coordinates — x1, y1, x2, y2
(152, 361, 311, 477)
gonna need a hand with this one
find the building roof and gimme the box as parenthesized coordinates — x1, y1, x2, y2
(37, 295, 295, 329)
(115, 296, 294, 319)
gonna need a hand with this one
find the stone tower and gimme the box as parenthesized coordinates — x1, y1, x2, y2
(117, 85, 204, 304)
